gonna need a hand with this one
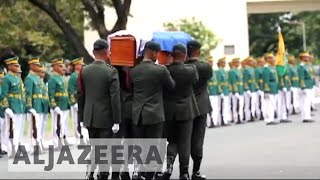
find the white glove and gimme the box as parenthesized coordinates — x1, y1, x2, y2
(219, 94, 224, 98)
(29, 109, 37, 116)
(235, 93, 240, 99)
(5, 108, 14, 119)
(246, 90, 252, 97)
(73, 103, 78, 111)
(80, 122, 84, 127)
(54, 107, 62, 115)
(112, 123, 120, 133)
(282, 88, 287, 92)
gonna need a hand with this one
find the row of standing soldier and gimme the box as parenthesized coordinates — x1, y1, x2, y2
(207, 51, 316, 127)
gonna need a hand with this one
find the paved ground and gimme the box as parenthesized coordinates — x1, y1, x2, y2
(0, 105, 320, 179)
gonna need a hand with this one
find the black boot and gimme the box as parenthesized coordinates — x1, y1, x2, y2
(120, 172, 131, 180)
(85, 172, 94, 180)
(97, 172, 110, 180)
(179, 165, 190, 180)
(191, 172, 206, 180)
(112, 172, 120, 180)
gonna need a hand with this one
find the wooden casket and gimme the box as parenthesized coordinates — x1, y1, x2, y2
(158, 51, 172, 65)
(110, 35, 137, 67)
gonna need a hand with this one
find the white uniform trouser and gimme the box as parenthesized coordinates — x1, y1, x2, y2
(300, 89, 312, 120)
(255, 91, 262, 119)
(291, 87, 300, 112)
(311, 86, 316, 108)
(244, 91, 257, 121)
(263, 94, 276, 123)
(0, 117, 8, 151)
(219, 94, 231, 125)
(51, 110, 69, 147)
(5, 114, 23, 153)
(20, 114, 26, 144)
(41, 113, 48, 140)
(27, 113, 43, 143)
(209, 95, 220, 126)
(231, 94, 244, 123)
(277, 90, 287, 120)
(71, 106, 80, 138)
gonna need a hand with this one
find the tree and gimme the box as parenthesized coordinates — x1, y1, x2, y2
(164, 17, 218, 60)
(28, 0, 132, 63)
(249, 11, 320, 64)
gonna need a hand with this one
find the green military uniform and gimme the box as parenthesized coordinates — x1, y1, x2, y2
(229, 68, 244, 95)
(208, 72, 220, 96)
(298, 63, 314, 90)
(25, 71, 44, 113)
(48, 73, 69, 110)
(262, 65, 278, 94)
(243, 67, 258, 92)
(255, 67, 264, 91)
(288, 64, 299, 88)
(278, 66, 291, 91)
(216, 68, 229, 96)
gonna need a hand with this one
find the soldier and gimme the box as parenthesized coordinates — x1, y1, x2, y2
(37, 64, 49, 149)
(24, 57, 44, 154)
(48, 58, 70, 148)
(262, 53, 279, 125)
(208, 60, 220, 127)
(287, 55, 300, 114)
(297, 52, 314, 123)
(0, 70, 7, 155)
(68, 57, 86, 145)
(255, 57, 265, 120)
(185, 40, 212, 180)
(277, 56, 291, 123)
(243, 56, 258, 122)
(228, 58, 244, 124)
(162, 44, 199, 180)
(0, 57, 24, 157)
(216, 57, 231, 126)
(308, 54, 317, 112)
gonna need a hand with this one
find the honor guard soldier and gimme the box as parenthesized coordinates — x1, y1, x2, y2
(216, 57, 231, 126)
(24, 57, 44, 154)
(308, 54, 317, 111)
(0, 70, 8, 155)
(287, 55, 300, 114)
(185, 40, 212, 180)
(162, 44, 199, 180)
(277, 57, 291, 123)
(0, 57, 24, 157)
(37, 64, 50, 149)
(262, 53, 279, 125)
(297, 52, 315, 123)
(243, 56, 258, 122)
(48, 58, 70, 148)
(255, 57, 265, 120)
(208, 59, 221, 127)
(228, 58, 244, 124)
(68, 57, 87, 145)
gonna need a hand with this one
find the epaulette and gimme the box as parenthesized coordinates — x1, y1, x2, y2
(106, 63, 116, 70)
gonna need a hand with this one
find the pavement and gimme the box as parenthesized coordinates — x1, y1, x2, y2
(0, 105, 320, 179)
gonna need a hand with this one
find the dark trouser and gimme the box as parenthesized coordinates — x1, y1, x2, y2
(191, 114, 207, 173)
(166, 119, 193, 175)
(87, 128, 113, 175)
(133, 122, 164, 180)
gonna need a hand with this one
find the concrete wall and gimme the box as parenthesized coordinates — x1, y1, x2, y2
(84, 0, 250, 62)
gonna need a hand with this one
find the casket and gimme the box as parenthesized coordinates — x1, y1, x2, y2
(110, 35, 137, 67)
(158, 51, 172, 65)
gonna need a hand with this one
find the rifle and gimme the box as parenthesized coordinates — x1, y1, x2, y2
(56, 113, 61, 139)
(31, 114, 37, 140)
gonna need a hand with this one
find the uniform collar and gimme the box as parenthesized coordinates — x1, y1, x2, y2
(187, 57, 199, 62)
(142, 59, 154, 63)
(171, 61, 184, 65)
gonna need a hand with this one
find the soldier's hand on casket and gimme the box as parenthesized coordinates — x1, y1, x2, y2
(54, 107, 62, 115)
(112, 123, 120, 133)
(5, 108, 14, 118)
(29, 109, 37, 116)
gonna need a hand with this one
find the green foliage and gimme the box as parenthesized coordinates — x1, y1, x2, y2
(0, 0, 84, 61)
(163, 17, 218, 60)
(249, 11, 320, 64)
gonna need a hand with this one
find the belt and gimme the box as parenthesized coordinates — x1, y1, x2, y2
(55, 92, 68, 97)
(9, 93, 21, 99)
(32, 94, 43, 98)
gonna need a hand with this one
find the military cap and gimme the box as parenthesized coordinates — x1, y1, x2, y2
(288, 55, 295, 61)
(71, 57, 85, 65)
(4, 56, 19, 65)
(172, 43, 187, 54)
(246, 56, 255, 62)
(0, 69, 4, 77)
(28, 57, 41, 65)
(218, 57, 226, 64)
(299, 51, 310, 58)
(257, 56, 265, 62)
(144, 41, 161, 52)
(187, 40, 202, 50)
(264, 52, 274, 59)
(232, 57, 240, 63)
(93, 39, 109, 50)
(51, 58, 64, 65)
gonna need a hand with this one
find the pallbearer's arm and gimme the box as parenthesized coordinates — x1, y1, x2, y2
(109, 69, 121, 124)
(162, 66, 175, 90)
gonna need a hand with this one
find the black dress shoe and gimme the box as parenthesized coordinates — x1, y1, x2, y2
(280, 119, 292, 123)
(120, 171, 131, 180)
(179, 174, 190, 180)
(191, 172, 206, 180)
(97, 172, 110, 180)
(85, 173, 94, 180)
(0, 150, 7, 155)
(266, 122, 278, 125)
(112, 172, 120, 180)
(303, 119, 315, 123)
